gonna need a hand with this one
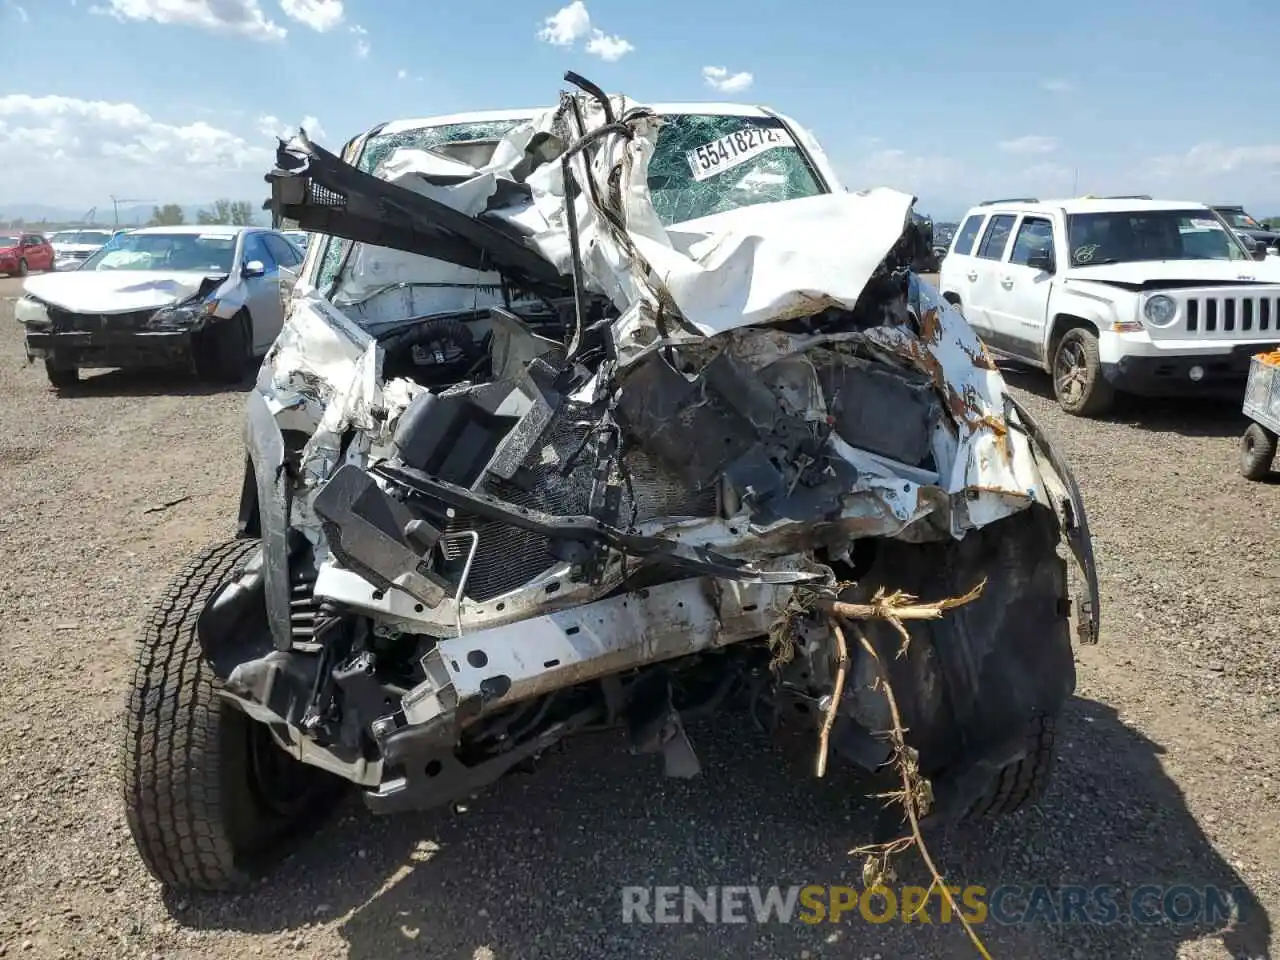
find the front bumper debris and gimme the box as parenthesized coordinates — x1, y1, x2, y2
(24, 329, 195, 368)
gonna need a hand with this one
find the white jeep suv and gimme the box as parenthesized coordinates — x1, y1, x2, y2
(939, 197, 1280, 416)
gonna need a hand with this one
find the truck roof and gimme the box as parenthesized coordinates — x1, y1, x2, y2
(377, 102, 782, 136)
(976, 197, 1213, 216)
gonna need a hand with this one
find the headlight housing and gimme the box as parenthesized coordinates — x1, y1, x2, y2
(14, 296, 50, 327)
(146, 299, 218, 331)
(1143, 294, 1178, 327)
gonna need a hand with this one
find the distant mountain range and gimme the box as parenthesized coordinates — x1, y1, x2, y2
(0, 202, 265, 227)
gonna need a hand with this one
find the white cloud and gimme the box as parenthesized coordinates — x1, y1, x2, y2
(397, 68, 407, 80)
(299, 115, 326, 140)
(537, 0, 589, 46)
(585, 29, 632, 61)
(702, 66, 753, 94)
(845, 147, 962, 193)
(537, 2, 631, 59)
(4, 0, 29, 23)
(1151, 141, 1280, 178)
(997, 135, 1060, 155)
(279, 0, 341, 31)
(1040, 78, 1074, 94)
(349, 22, 368, 56)
(0, 94, 273, 207)
(256, 113, 326, 141)
(91, 0, 286, 41)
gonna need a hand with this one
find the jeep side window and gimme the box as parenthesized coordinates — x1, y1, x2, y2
(1009, 217, 1055, 266)
(975, 215, 1016, 260)
(952, 214, 985, 256)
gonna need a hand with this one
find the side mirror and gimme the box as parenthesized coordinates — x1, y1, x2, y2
(1027, 248, 1055, 273)
(242, 259, 266, 278)
(1253, 240, 1268, 262)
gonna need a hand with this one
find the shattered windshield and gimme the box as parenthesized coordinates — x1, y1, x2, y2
(646, 114, 824, 226)
(1066, 210, 1253, 265)
(80, 232, 238, 273)
(317, 119, 529, 290)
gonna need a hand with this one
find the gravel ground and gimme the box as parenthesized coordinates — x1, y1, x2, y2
(0, 273, 1277, 959)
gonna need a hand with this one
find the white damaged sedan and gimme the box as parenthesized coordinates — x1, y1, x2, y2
(16, 224, 302, 388)
(119, 74, 1101, 893)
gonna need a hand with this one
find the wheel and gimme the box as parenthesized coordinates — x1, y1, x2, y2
(963, 714, 1057, 819)
(43, 358, 79, 389)
(16, 258, 28, 277)
(122, 538, 342, 892)
(194, 312, 250, 383)
(1240, 423, 1278, 481)
(947, 298, 964, 319)
(1052, 327, 1114, 417)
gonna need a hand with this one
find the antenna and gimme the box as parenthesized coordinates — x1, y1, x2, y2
(109, 195, 153, 227)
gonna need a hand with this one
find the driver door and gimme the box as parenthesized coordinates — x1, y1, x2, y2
(239, 233, 282, 352)
(985, 215, 1058, 362)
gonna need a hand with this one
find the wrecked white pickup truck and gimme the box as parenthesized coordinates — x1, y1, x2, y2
(121, 74, 1100, 892)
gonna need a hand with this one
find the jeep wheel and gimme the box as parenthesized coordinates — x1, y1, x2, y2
(963, 714, 1057, 819)
(194, 312, 250, 383)
(43, 359, 79, 390)
(122, 538, 342, 892)
(1240, 423, 1278, 481)
(1053, 327, 1114, 417)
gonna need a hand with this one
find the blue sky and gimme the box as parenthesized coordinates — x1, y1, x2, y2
(1, 0, 1278, 219)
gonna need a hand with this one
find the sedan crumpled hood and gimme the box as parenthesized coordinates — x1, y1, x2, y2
(22, 270, 225, 315)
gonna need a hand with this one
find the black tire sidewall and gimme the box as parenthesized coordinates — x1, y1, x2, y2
(43, 358, 78, 389)
(1241, 423, 1277, 480)
(17, 259, 28, 277)
(195, 312, 250, 382)
(1053, 328, 1113, 417)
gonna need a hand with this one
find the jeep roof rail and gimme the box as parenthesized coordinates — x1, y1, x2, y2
(1096, 194, 1152, 200)
(978, 197, 1039, 205)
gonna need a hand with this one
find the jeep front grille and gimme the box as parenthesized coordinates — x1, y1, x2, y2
(1183, 293, 1280, 334)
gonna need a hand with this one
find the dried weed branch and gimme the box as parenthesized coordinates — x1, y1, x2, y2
(814, 618, 849, 778)
(822, 579, 992, 959)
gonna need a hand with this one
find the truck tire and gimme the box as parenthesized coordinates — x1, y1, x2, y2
(1052, 327, 1114, 417)
(122, 538, 342, 892)
(43, 359, 79, 390)
(16, 258, 28, 277)
(964, 714, 1057, 819)
(194, 312, 250, 383)
(1240, 423, 1277, 481)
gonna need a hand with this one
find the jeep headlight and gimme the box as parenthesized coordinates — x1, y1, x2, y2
(1143, 294, 1178, 327)
(14, 296, 50, 327)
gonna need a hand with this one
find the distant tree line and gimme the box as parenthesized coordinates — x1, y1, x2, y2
(146, 199, 257, 227)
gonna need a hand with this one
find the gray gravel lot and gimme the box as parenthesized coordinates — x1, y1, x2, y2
(0, 272, 1277, 959)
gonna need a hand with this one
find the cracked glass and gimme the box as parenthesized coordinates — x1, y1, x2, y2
(646, 114, 824, 227)
(317, 119, 528, 291)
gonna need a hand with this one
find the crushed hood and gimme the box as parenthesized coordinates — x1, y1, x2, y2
(1068, 258, 1280, 288)
(22, 269, 224, 315)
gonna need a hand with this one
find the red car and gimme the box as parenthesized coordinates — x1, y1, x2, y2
(0, 232, 55, 277)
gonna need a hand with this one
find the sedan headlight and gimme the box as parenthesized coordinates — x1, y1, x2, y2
(146, 299, 218, 331)
(14, 296, 50, 327)
(1143, 294, 1178, 327)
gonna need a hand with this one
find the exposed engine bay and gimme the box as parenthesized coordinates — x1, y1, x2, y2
(202, 74, 1100, 821)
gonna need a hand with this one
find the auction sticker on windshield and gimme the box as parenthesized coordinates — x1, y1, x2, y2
(686, 127, 796, 182)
